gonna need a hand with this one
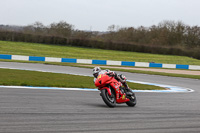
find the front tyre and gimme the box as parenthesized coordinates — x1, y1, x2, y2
(101, 89, 116, 108)
(126, 93, 137, 107)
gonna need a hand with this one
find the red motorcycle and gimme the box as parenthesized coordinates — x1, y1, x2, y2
(95, 73, 137, 107)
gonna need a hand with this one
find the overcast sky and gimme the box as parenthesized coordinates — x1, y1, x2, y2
(0, 0, 200, 31)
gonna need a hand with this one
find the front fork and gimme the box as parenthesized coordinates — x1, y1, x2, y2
(99, 87, 112, 96)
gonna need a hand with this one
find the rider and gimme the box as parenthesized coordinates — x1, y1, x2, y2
(93, 67, 133, 96)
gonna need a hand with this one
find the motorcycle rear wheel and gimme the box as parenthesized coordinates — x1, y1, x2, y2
(101, 89, 116, 107)
(126, 92, 137, 107)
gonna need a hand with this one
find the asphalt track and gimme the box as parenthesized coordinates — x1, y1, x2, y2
(0, 62, 200, 133)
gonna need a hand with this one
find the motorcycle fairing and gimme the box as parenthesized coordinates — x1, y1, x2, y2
(96, 74, 130, 103)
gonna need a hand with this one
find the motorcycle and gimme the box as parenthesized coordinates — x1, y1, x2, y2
(95, 73, 137, 107)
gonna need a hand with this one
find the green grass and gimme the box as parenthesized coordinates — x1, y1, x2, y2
(0, 68, 164, 90)
(1, 40, 200, 65)
(1, 40, 200, 80)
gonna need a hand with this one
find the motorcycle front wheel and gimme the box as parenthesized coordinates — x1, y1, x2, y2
(101, 89, 116, 108)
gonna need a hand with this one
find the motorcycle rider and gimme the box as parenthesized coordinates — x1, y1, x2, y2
(93, 67, 133, 96)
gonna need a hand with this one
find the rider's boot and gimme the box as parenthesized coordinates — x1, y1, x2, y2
(117, 74, 133, 96)
(123, 83, 133, 96)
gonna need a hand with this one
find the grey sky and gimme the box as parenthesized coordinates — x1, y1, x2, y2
(0, 0, 200, 31)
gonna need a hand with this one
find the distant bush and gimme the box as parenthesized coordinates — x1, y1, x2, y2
(0, 31, 199, 60)
(0, 31, 68, 45)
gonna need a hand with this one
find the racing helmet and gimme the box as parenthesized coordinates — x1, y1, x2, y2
(93, 67, 101, 78)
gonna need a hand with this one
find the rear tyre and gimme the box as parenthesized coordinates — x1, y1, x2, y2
(101, 89, 116, 108)
(126, 92, 137, 107)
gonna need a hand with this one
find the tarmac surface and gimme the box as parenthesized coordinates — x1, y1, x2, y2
(0, 62, 200, 133)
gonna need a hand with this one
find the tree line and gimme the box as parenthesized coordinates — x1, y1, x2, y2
(103, 21, 200, 48)
(0, 20, 200, 59)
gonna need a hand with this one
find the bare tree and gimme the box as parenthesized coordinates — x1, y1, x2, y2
(49, 21, 74, 37)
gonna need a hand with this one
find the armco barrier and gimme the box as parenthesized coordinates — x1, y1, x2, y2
(0, 54, 200, 70)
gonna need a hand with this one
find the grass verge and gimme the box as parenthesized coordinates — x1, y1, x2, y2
(0, 68, 164, 90)
(1, 40, 200, 65)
